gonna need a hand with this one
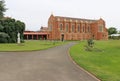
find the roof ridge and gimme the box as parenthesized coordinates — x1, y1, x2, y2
(55, 16, 97, 21)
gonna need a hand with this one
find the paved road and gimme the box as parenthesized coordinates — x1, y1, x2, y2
(0, 42, 100, 81)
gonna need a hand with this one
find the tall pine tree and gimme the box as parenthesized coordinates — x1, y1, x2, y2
(0, 0, 7, 19)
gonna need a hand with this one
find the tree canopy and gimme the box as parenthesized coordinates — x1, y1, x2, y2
(108, 27, 117, 35)
(0, 0, 7, 19)
(0, 0, 25, 43)
(0, 17, 25, 43)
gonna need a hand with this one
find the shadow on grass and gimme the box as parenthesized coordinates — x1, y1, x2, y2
(84, 45, 104, 52)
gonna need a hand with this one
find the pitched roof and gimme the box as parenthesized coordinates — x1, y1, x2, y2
(24, 31, 48, 35)
(40, 27, 48, 31)
(55, 16, 97, 22)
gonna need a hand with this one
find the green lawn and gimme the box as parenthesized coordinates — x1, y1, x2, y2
(70, 40, 120, 81)
(0, 40, 66, 52)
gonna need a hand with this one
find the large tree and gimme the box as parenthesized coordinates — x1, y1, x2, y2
(0, 0, 7, 19)
(108, 27, 117, 35)
(0, 0, 25, 43)
(0, 17, 25, 43)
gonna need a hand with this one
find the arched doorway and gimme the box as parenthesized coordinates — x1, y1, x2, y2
(61, 34, 64, 41)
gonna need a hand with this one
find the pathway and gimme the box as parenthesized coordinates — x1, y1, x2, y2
(0, 42, 100, 81)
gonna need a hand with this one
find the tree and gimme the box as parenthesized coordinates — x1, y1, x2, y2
(0, 32, 10, 43)
(108, 27, 117, 35)
(15, 20, 25, 42)
(0, 0, 7, 19)
(0, 17, 25, 43)
(0, 23, 4, 31)
(0, 1, 25, 43)
(118, 30, 120, 34)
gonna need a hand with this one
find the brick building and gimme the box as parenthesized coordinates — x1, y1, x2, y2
(47, 14, 108, 40)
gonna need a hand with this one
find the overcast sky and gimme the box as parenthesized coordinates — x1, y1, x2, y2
(5, 0, 120, 31)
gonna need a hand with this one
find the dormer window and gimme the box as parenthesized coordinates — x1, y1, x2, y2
(64, 19, 66, 22)
(85, 21, 88, 23)
(57, 18, 60, 21)
(70, 19, 72, 22)
(80, 20, 83, 23)
(76, 20, 78, 23)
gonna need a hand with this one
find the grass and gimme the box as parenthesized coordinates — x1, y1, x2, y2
(70, 40, 120, 81)
(0, 40, 66, 52)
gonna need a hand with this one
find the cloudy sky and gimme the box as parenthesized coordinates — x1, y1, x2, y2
(5, 0, 120, 31)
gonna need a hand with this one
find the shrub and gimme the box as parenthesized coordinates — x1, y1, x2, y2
(0, 32, 10, 43)
(87, 39, 94, 47)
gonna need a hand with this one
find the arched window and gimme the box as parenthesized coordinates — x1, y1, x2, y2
(88, 26, 90, 32)
(83, 26, 85, 32)
(72, 24, 75, 32)
(78, 24, 80, 32)
(81, 26, 83, 33)
(60, 23, 63, 31)
(66, 23, 69, 32)
(85, 26, 87, 33)
(99, 25, 104, 32)
(49, 24, 52, 31)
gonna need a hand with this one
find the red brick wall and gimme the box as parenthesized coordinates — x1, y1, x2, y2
(48, 15, 108, 40)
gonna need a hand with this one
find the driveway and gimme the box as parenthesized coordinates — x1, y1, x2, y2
(0, 42, 100, 81)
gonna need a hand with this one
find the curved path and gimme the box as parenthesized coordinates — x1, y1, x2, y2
(0, 42, 100, 81)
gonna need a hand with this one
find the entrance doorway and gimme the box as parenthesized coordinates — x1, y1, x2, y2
(61, 34, 64, 41)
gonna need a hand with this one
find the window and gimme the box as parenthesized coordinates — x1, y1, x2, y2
(85, 26, 87, 33)
(72, 24, 75, 32)
(77, 24, 80, 32)
(60, 23, 63, 31)
(99, 25, 104, 32)
(103, 34, 104, 37)
(49, 24, 52, 31)
(81, 26, 83, 32)
(66, 23, 69, 32)
(83, 26, 85, 32)
(88, 26, 91, 32)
